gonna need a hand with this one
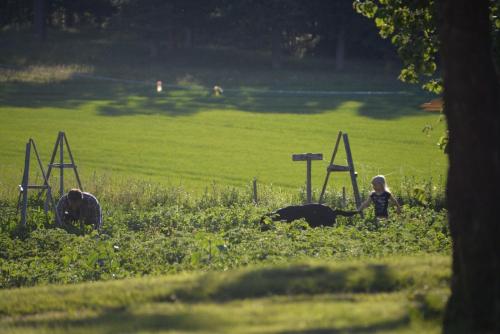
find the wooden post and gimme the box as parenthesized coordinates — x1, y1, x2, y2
(343, 133, 361, 209)
(306, 159, 312, 203)
(252, 178, 258, 204)
(59, 132, 64, 198)
(63, 133, 83, 190)
(319, 131, 342, 203)
(342, 186, 346, 208)
(292, 153, 323, 204)
(20, 141, 31, 226)
(45, 132, 60, 181)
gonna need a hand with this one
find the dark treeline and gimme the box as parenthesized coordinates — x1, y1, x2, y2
(0, 0, 395, 69)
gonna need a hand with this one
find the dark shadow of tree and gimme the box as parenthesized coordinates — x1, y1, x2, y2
(6, 263, 422, 333)
(0, 78, 432, 120)
(277, 315, 410, 334)
(168, 263, 399, 303)
(9, 309, 227, 333)
(9, 302, 412, 334)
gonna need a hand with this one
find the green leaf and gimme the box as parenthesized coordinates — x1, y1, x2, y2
(412, 186, 428, 205)
(422, 79, 443, 94)
(354, 1, 378, 18)
(437, 134, 449, 152)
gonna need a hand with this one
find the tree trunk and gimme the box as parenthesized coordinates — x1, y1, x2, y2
(335, 24, 345, 71)
(440, 0, 500, 332)
(33, 0, 46, 42)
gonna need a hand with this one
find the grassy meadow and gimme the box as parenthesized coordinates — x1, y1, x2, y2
(0, 31, 447, 198)
(0, 67, 446, 199)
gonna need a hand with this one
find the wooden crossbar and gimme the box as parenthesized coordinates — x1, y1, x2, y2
(327, 164, 350, 172)
(49, 163, 76, 168)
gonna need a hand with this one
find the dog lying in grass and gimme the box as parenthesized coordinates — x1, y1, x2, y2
(260, 203, 359, 229)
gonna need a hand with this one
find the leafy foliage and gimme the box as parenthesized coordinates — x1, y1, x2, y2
(0, 183, 449, 289)
(354, 0, 500, 93)
(354, 0, 439, 92)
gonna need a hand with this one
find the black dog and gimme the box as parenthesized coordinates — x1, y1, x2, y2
(261, 203, 358, 229)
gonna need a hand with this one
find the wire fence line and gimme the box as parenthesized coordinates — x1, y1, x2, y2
(1, 63, 415, 97)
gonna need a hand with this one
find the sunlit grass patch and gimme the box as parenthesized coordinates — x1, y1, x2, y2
(0, 65, 92, 83)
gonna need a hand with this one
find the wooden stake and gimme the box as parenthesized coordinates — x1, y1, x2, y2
(59, 132, 64, 197)
(343, 133, 362, 210)
(319, 131, 342, 203)
(20, 141, 31, 226)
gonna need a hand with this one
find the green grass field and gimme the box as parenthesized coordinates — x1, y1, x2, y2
(0, 64, 446, 198)
(0, 255, 449, 334)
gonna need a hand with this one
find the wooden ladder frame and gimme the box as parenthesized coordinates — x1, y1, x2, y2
(44, 131, 83, 199)
(319, 131, 362, 211)
(17, 139, 61, 226)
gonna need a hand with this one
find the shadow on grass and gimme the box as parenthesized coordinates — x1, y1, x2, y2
(169, 263, 399, 303)
(11, 308, 227, 333)
(0, 78, 431, 119)
(10, 309, 412, 334)
(278, 315, 410, 334)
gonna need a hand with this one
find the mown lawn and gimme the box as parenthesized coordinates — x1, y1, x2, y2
(0, 255, 449, 334)
(0, 69, 446, 197)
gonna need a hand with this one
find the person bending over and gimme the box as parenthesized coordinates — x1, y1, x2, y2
(56, 188, 102, 230)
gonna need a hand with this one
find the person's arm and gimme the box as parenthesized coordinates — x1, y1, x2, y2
(389, 194, 402, 214)
(357, 197, 372, 212)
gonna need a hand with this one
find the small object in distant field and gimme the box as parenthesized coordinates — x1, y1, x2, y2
(420, 98, 443, 112)
(260, 203, 359, 229)
(213, 85, 223, 96)
(156, 80, 163, 93)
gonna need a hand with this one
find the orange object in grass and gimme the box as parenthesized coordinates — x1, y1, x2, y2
(420, 98, 443, 112)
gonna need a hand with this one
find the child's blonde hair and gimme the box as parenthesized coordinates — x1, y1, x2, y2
(371, 175, 390, 191)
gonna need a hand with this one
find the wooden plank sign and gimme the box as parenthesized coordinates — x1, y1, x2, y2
(292, 153, 323, 161)
(292, 153, 323, 203)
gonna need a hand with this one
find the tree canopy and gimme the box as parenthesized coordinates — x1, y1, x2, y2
(354, 0, 500, 93)
(1, 0, 395, 65)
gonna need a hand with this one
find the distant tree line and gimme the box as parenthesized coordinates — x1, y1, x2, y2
(0, 0, 396, 69)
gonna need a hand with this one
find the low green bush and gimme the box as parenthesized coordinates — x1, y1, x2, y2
(0, 183, 449, 289)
